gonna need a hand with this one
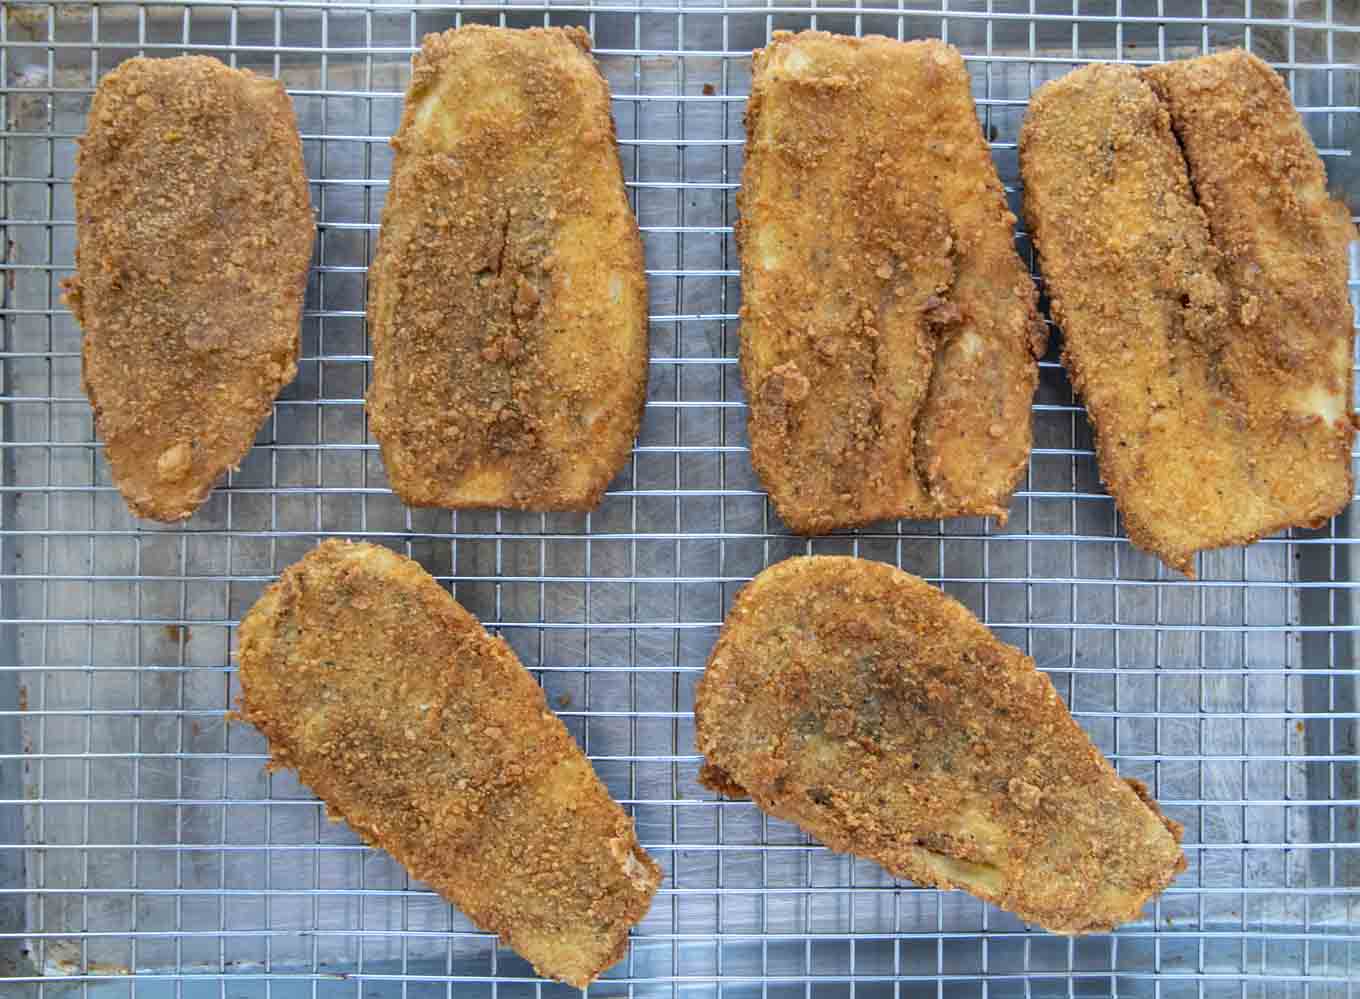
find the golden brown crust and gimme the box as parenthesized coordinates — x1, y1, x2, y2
(1020, 57, 1356, 576)
(235, 540, 662, 987)
(1144, 50, 1357, 525)
(695, 556, 1186, 933)
(367, 26, 648, 512)
(65, 56, 313, 522)
(738, 32, 1046, 534)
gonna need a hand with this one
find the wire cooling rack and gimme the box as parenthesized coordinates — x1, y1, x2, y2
(1, 1, 1358, 997)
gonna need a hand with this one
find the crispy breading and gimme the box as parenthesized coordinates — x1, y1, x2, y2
(65, 56, 313, 522)
(738, 32, 1046, 534)
(1020, 58, 1356, 576)
(367, 26, 648, 511)
(1144, 51, 1357, 518)
(695, 556, 1186, 933)
(235, 540, 662, 987)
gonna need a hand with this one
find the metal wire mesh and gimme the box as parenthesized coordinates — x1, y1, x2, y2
(1, 1, 1358, 997)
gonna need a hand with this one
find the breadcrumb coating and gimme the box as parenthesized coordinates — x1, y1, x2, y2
(236, 540, 662, 987)
(696, 556, 1186, 933)
(66, 55, 313, 522)
(738, 32, 1046, 534)
(1020, 54, 1356, 575)
(367, 26, 648, 512)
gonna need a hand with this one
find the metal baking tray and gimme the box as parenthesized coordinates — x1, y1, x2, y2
(1, 1, 1357, 996)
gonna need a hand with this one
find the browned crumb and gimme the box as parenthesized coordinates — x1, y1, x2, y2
(66, 55, 313, 522)
(695, 556, 1186, 933)
(235, 540, 661, 987)
(738, 32, 1046, 534)
(367, 26, 648, 512)
(1020, 55, 1356, 576)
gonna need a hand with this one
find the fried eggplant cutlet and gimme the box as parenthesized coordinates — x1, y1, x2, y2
(1020, 55, 1357, 576)
(66, 56, 313, 522)
(696, 556, 1186, 933)
(236, 541, 661, 986)
(738, 32, 1046, 534)
(367, 26, 648, 511)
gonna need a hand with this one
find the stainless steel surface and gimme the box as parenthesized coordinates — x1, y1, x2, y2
(1, 2, 1358, 997)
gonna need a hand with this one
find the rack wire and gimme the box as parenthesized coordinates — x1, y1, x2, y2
(1, 1, 1358, 997)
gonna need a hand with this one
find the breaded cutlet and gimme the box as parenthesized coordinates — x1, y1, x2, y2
(367, 26, 648, 512)
(1020, 56, 1356, 575)
(236, 540, 662, 986)
(696, 556, 1186, 933)
(739, 32, 1046, 534)
(67, 55, 313, 521)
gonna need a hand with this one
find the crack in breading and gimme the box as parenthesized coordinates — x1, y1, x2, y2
(493, 208, 511, 278)
(1155, 90, 1237, 402)
(910, 240, 965, 500)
